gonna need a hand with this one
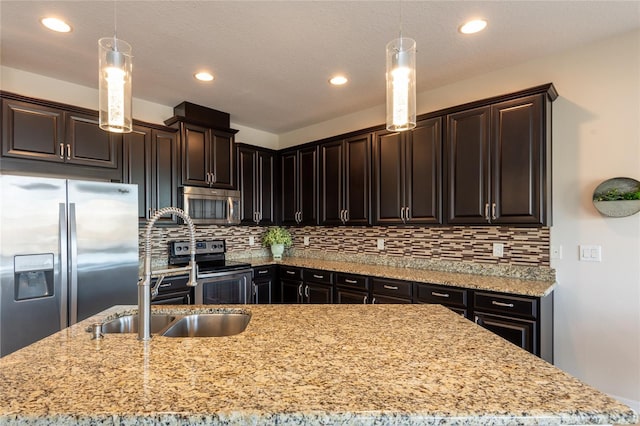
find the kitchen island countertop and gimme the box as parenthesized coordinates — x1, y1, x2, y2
(0, 304, 636, 425)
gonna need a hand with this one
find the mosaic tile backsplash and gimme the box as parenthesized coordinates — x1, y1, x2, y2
(139, 224, 552, 280)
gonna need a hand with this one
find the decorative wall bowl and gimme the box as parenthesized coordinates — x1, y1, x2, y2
(592, 177, 640, 217)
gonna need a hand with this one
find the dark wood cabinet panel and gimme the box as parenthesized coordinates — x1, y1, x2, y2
(320, 134, 371, 225)
(253, 266, 275, 304)
(336, 288, 369, 304)
(180, 123, 236, 189)
(446, 106, 491, 224)
(238, 145, 276, 225)
(123, 125, 179, 224)
(474, 312, 536, 354)
(373, 118, 442, 225)
(306, 283, 333, 304)
(281, 279, 302, 303)
(280, 146, 318, 226)
(66, 112, 119, 169)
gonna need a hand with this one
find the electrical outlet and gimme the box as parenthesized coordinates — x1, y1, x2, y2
(377, 238, 385, 250)
(248, 236, 255, 246)
(492, 242, 504, 257)
(550, 245, 563, 259)
(303, 236, 310, 246)
(579, 245, 602, 262)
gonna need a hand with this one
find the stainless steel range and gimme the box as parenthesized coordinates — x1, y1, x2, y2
(168, 240, 253, 304)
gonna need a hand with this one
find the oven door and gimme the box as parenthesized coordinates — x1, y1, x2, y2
(195, 270, 253, 304)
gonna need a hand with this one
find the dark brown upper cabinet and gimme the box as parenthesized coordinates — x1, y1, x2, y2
(280, 146, 318, 226)
(237, 144, 276, 225)
(2, 96, 121, 173)
(122, 124, 179, 224)
(446, 91, 554, 225)
(320, 133, 372, 226)
(178, 122, 236, 189)
(373, 117, 443, 225)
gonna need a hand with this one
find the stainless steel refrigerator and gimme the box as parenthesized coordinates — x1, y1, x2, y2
(0, 175, 139, 356)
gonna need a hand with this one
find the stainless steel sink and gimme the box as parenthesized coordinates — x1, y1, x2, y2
(101, 314, 176, 334)
(160, 313, 251, 338)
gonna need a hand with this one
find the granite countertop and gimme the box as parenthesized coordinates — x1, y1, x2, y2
(0, 304, 635, 425)
(250, 257, 555, 297)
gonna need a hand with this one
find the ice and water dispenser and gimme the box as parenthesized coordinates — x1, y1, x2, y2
(14, 254, 54, 300)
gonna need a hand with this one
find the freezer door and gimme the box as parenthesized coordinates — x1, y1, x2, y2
(67, 180, 139, 324)
(0, 175, 66, 357)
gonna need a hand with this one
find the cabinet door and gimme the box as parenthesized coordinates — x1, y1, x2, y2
(1, 99, 64, 162)
(152, 129, 179, 225)
(253, 280, 272, 304)
(344, 133, 371, 225)
(298, 146, 318, 225)
(238, 146, 258, 224)
(405, 118, 442, 224)
(210, 130, 235, 189)
(306, 283, 333, 304)
(336, 288, 368, 304)
(446, 106, 491, 224)
(373, 130, 404, 224)
(257, 150, 276, 225)
(280, 150, 299, 225)
(281, 279, 302, 303)
(122, 125, 152, 221)
(66, 112, 120, 169)
(491, 95, 545, 224)
(320, 140, 344, 225)
(474, 311, 536, 354)
(181, 123, 209, 186)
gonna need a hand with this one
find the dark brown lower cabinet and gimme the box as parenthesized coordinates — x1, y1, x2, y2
(371, 277, 412, 303)
(414, 283, 468, 317)
(335, 273, 370, 304)
(253, 265, 275, 304)
(474, 312, 536, 353)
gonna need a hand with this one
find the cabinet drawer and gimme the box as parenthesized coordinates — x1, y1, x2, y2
(414, 283, 467, 308)
(372, 278, 412, 298)
(336, 273, 369, 290)
(474, 292, 537, 318)
(279, 266, 303, 280)
(303, 269, 334, 285)
(253, 265, 274, 279)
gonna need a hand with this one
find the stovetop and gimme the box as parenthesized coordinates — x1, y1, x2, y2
(168, 239, 251, 275)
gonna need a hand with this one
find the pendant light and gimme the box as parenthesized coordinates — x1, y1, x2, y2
(386, 1, 416, 132)
(98, 1, 132, 133)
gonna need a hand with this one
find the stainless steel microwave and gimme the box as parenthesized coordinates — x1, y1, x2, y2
(178, 186, 241, 225)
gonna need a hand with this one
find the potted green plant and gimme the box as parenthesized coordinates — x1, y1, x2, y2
(262, 226, 292, 259)
(592, 178, 640, 217)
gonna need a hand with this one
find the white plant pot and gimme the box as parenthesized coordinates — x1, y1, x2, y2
(271, 243, 285, 259)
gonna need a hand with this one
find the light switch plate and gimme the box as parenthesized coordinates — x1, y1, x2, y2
(377, 238, 385, 250)
(579, 245, 602, 262)
(248, 236, 255, 246)
(303, 236, 310, 246)
(492, 242, 504, 257)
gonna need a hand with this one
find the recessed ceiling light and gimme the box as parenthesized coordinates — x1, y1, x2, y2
(194, 72, 214, 82)
(40, 17, 72, 33)
(329, 75, 348, 86)
(459, 19, 487, 35)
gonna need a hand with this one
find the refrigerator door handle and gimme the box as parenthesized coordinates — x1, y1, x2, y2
(68, 203, 78, 325)
(58, 203, 69, 329)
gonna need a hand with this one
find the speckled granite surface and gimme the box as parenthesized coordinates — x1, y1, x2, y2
(0, 304, 635, 425)
(249, 257, 555, 297)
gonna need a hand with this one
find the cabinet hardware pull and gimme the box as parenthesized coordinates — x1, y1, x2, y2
(491, 202, 497, 220)
(66, 144, 71, 159)
(345, 209, 349, 222)
(59, 143, 64, 159)
(431, 292, 450, 298)
(492, 300, 515, 308)
(258, 270, 268, 274)
(405, 207, 410, 221)
(383, 285, 399, 290)
(475, 315, 481, 324)
(212, 174, 216, 183)
(484, 203, 490, 221)
(363, 295, 368, 304)
(400, 207, 405, 222)
(258, 211, 262, 221)
(304, 285, 309, 298)
(298, 284, 303, 296)
(372, 297, 376, 304)
(286, 270, 296, 275)
(345, 279, 358, 284)
(312, 274, 324, 279)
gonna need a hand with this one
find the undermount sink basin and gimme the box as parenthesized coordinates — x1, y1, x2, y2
(160, 313, 251, 338)
(101, 314, 176, 334)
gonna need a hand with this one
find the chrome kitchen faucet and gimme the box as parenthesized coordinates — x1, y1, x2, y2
(138, 207, 198, 341)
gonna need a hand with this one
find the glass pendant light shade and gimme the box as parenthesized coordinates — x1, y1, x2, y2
(99, 37, 132, 133)
(386, 37, 416, 132)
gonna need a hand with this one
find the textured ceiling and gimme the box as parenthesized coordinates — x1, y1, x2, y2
(1, 1, 639, 134)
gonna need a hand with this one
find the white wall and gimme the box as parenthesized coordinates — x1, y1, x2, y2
(0, 66, 279, 149)
(285, 30, 640, 409)
(2, 30, 639, 408)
